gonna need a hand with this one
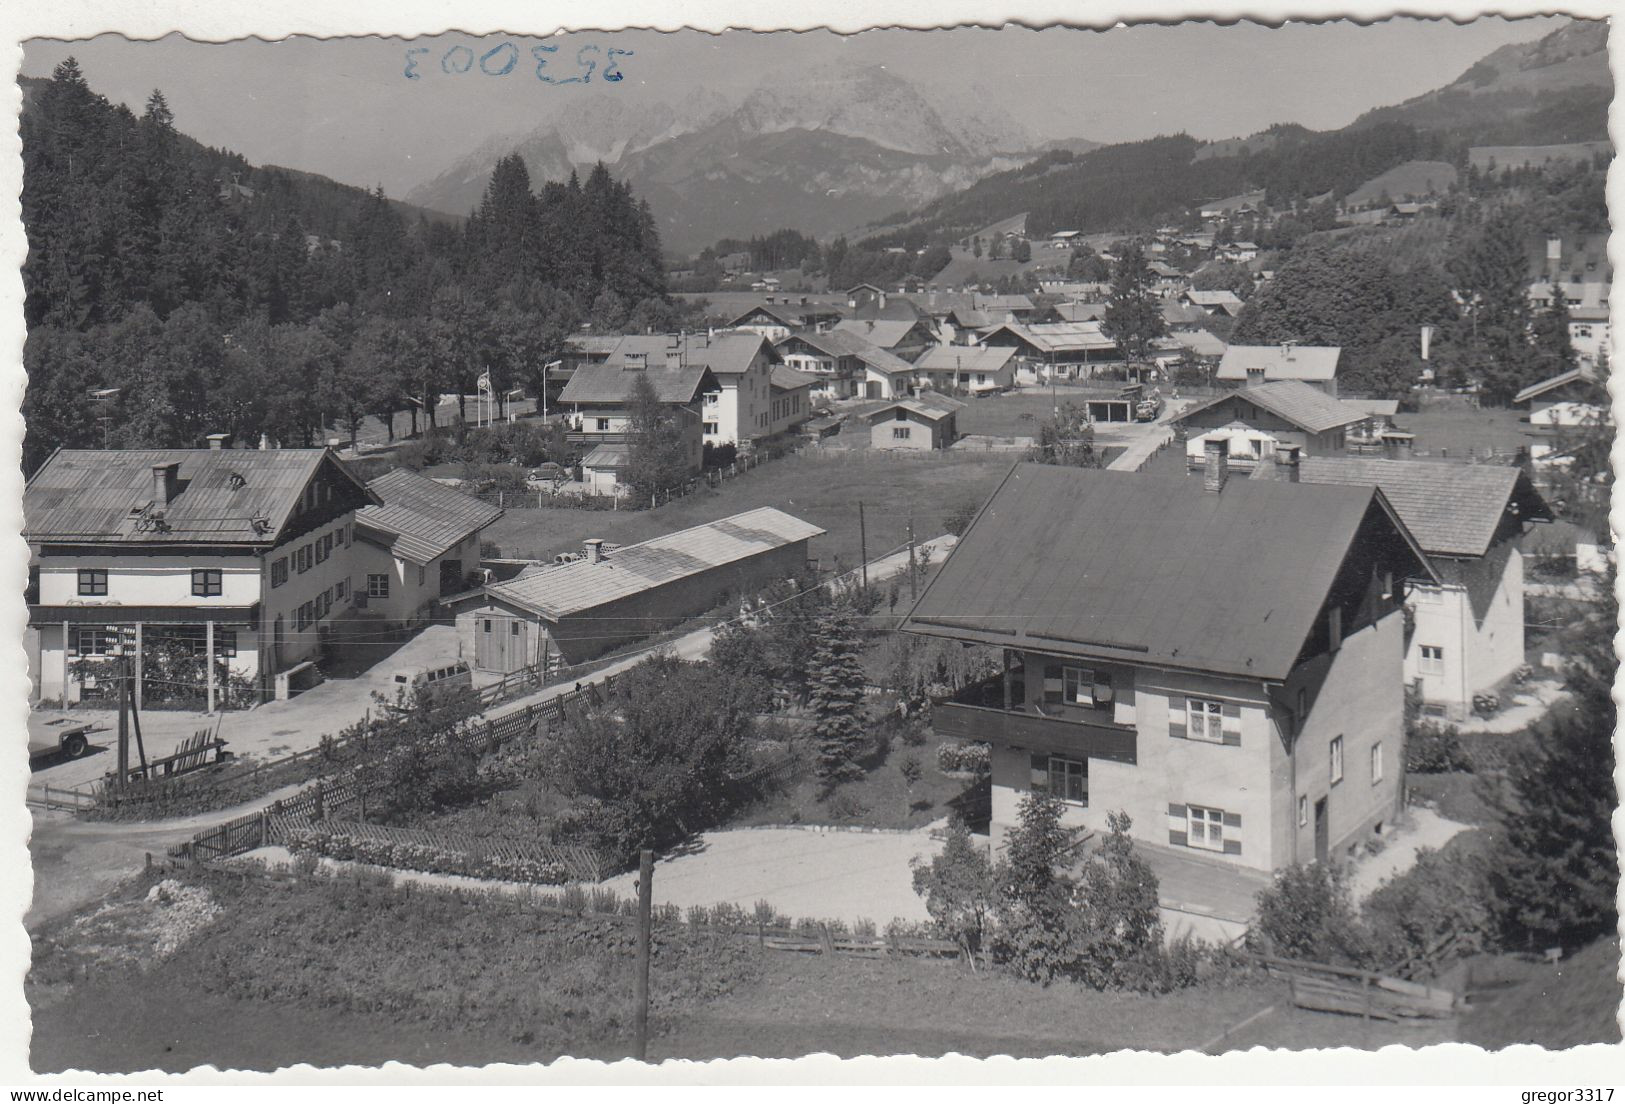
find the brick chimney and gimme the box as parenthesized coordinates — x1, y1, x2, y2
(151, 461, 180, 507)
(1275, 443, 1301, 482)
(583, 538, 606, 565)
(1203, 437, 1230, 494)
(206, 433, 229, 450)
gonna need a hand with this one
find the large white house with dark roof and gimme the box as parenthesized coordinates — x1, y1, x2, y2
(901, 454, 1435, 871)
(24, 444, 380, 706)
(1289, 455, 1552, 718)
(1172, 379, 1367, 467)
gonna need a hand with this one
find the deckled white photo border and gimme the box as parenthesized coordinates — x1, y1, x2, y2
(0, 0, 1618, 1089)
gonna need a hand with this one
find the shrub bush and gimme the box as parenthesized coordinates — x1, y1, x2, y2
(1363, 832, 1496, 966)
(1248, 862, 1375, 967)
(937, 741, 991, 775)
(1406, 721, 1471, 773)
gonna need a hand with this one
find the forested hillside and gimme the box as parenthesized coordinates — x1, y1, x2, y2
(21, 60, 680, 474)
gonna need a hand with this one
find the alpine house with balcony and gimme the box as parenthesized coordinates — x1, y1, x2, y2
(899, 447, 1436, 871)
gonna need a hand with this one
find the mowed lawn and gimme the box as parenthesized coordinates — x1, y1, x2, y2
(485, 451, 1019, 571)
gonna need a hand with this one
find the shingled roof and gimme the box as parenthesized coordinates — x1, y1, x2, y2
(487, 507, 825, 620)
(1172, 380, 1367, 435)
(900, 464, 1432, 681)
(23, 448, 377, 546)
(356, 468, 505, 566)
(1293, 456, 1550, 559)
(558, 360, 717, 406)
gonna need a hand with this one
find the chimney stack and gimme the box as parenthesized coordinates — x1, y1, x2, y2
(206, 433, 229, 450)
(151, 462, 180, 508)
(1203, 437, 1230, 494)
(1275, 443, 1301, 483)
(583, 538, 605, 565)
(259, 433, 271, 451)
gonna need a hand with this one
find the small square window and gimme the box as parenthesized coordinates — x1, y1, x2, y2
(368, 573, 390, 599)
(191, 569, 223, 597)
(77, 569, 108, 597)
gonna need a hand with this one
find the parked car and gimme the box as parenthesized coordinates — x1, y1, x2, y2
(28, 713, 92, 761)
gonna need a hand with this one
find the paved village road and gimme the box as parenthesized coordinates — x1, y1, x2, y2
(25, 536, 958, 927)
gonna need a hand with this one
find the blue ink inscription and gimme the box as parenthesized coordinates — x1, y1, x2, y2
(404, 41, 632, 83)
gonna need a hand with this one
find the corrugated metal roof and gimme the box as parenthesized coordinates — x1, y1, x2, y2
(1217, 344, 1342, 383)
(1295, 456, 1550, 559)
(983, 321, 1117, 354)
(23, 448, 366, 545)
(356, 468, 505, 566)
(583, 444, 631, 469)
(488, 506, 825, 619)
(1173, 330, 1228, 357)
(899, 464, 1418, 681)
(1173, 381, 1366, 435)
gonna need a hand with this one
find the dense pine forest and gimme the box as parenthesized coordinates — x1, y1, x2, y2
(21, 60, 683, 474)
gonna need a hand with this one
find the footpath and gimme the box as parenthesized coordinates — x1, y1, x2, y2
(25, 536, 957, 926)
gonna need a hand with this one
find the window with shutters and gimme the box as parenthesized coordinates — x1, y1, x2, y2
(271, 558, 288, 588)
(1031, 754, 1087, 805)
(1187, 697, 1224, 742)
(1187, 805, 1225, 852)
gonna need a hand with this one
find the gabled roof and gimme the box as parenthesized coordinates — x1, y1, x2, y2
(487, 507, 825, 620)
(1217, 344, 1342, 383)
(914, 344, 1017, 375)
(832, 317, 932, 348)
(1056, 301, 1109, 323)
(1294, 456, 1551, 559)
(900, 464, 1431, 681)
(357, 467, 505, 566)
(981, 321, 1117, 354)
(606, 332, 777, 377)
(770, 365, 819, 391)
(867, 393, 967, 424)
(1173, 380, 1367, 435)
(727, 303, 805, 328)
(776, 328, 881, 359)
(1512, 364, 1603, 405)
(1172, 330, 1228, 358)
(23, 448, 377, 546)
(558, 360, 717, 405)
(1184, 289, 1246, 309)
(1161, 301, 1209, 326)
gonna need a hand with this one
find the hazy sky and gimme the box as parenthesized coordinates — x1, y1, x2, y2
(22, 18, 1566, 201)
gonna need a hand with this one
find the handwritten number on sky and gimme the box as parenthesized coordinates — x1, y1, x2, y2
(404, 43, 631, 83)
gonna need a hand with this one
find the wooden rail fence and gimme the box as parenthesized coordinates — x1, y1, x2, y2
(1248, 953, 1457, 1022)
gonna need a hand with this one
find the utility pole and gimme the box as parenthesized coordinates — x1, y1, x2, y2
(858, 501, 869, 591)
(633, 848, 654, 1062)
(907, 511, 918, 601)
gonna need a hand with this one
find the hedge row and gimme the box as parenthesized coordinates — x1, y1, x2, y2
(284, 826, 570, 886)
